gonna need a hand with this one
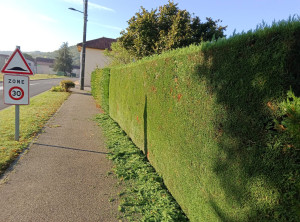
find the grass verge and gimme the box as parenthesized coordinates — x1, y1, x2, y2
(0, 91, 70, 174)
(29, 74, 65, 80)
(94, 113, 188, 222)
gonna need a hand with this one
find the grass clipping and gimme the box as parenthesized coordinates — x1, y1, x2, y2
(95, 113, 188, 221)
(0, 91, 70, 174)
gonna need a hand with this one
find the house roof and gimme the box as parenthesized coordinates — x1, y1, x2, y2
(77, 37, 117, 52)
(36, 57, 55, 64)
(26, 58, 35, 63)
(0, 54, 9, 58)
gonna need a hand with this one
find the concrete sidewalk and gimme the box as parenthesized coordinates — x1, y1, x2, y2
(0, 87, 121, 221)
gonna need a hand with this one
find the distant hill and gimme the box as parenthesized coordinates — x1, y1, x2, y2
(0, 51, 13, 56)
(0, 45, 80, 66)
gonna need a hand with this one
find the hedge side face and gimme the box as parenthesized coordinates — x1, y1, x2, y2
(108, 21, 300, 221)
(91, 68, 110, 113)
(109, 66, 146, 149)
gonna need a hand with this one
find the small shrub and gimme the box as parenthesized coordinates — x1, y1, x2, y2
(56, 71, 65, 76)
(60, 80, 75, 92)
(50, 85, 64, 92)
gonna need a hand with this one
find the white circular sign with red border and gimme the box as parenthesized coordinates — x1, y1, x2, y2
(9, 86, 25, 100)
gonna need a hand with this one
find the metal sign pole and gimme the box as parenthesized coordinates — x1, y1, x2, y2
(1, 45, 31, 142)
(15, 104, 19, 141)
(14, 46, 21, 141)
(15, 46, 20, 141)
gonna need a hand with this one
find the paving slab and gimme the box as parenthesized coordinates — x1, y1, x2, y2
(0, 87, 121, 222)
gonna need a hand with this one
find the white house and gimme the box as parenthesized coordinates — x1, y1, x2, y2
(36, 57, 56, 74)
(26, 59, 36, 74)
(77, 37, 116, 86)
(72, 65, 80, 77)
(0, 54, 9, 71)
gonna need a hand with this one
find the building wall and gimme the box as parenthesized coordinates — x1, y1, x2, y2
(72, 68, 80, 77)
(26, 60, 36, 74)
(0, 55, 9, 71)
(81, 48, 111, 86)
(36, 64, 56, 74)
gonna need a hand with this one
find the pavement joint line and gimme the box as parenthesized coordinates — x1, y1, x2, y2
(33, 142, 110, 155)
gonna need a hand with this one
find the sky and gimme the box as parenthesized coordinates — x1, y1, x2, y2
(0, 0, 299, 52)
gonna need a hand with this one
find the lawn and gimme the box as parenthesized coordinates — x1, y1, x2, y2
(0, 90, 70, 174)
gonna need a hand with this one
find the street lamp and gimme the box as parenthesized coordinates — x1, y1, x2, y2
(68, 7, 83, 13)
(68, 0, 88, 90)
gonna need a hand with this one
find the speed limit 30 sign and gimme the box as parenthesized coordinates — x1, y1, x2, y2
(4, 74, 29, 105)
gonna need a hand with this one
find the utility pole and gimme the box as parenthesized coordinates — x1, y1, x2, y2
(80, 0, 88, 90)
(68, 1, 88, 90)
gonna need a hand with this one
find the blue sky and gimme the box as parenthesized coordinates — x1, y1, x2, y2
(0, 0, 299, 52)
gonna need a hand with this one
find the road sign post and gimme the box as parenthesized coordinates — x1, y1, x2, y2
(15, 105, 19, 141)
(1, 46, 32, 141)
(3, 74, 29, 141)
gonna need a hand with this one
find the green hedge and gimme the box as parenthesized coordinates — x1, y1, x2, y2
(91, 68, 110, 113)
(108, 20, 300, 221)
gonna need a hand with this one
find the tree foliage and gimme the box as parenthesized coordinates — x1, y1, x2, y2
(23, 53, 34, 62)
(104, 41, 136, 66)
(115, 0, 227, 61)
(54, 42, 73, 75)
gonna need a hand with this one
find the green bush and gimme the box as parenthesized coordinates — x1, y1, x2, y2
(50, 85, 64, 92)
(56, 71, 65, 76)
(109, 19, 300, 221)
(91, 68, 110, 113)
(60, 80, 75, 92)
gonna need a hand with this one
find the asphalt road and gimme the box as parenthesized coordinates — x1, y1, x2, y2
(0, 78, 78, 110)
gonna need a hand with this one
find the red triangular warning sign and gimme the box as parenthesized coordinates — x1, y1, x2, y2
(1, 48, 34, 75)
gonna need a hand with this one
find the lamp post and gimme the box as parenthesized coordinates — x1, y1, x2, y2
(68, 0, 88, 90)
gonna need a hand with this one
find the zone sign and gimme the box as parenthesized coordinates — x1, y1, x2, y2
(4, 74, 29, 105)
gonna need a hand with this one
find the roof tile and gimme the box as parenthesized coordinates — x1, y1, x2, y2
(77, 37, 116, 51)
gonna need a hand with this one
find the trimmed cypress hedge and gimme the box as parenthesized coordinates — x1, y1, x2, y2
(91, 68, 110, 113)
(95, 20, 300, 221)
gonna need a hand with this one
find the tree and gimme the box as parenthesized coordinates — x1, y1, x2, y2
(23, 53, 34, 62)
(119, 6, 159, 58)
(155, 1, 192, 53)
(116, 0, 227, 60)
(104, 41, 136, 66)
(54, 42, 73, 76)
